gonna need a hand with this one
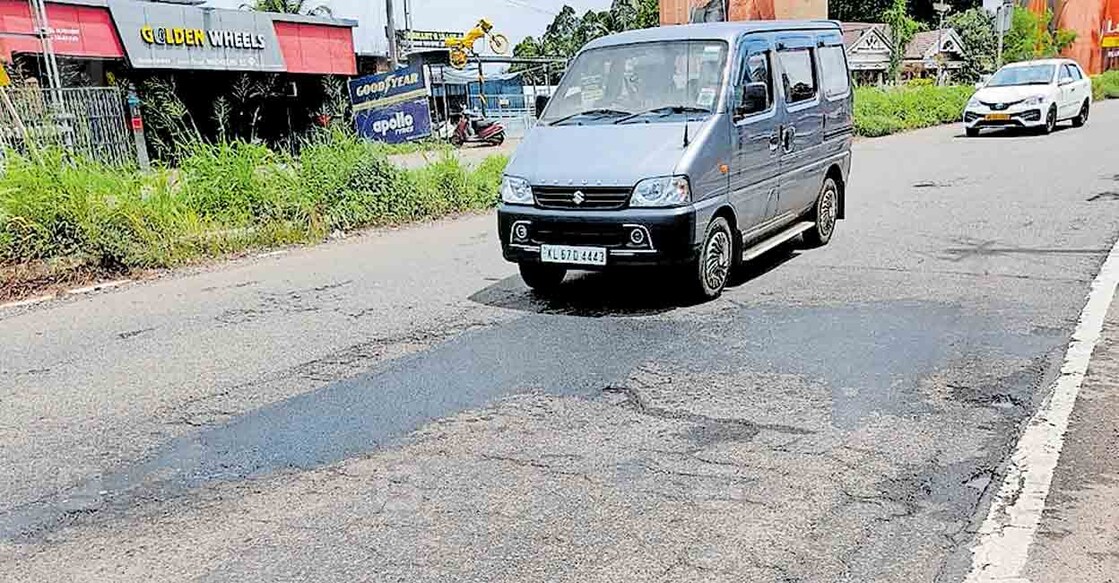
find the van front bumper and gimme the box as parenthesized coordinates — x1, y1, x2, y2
(497, 204, 698, 268)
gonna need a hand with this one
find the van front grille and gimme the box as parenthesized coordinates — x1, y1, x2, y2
(533, 186, 630, 210)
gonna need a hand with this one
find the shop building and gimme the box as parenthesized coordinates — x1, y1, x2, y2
(0, 0, 357, 148)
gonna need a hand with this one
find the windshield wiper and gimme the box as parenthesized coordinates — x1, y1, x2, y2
(547, 108, 631, 126)
(615, 105, 711, 125)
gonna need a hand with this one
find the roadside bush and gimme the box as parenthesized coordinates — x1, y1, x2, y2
(0, 133, 509, 287)
(1092, 71, 1119, 101)
(854, 85, 975, 137)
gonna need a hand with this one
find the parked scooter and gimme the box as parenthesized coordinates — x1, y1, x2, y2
(449, 109, 505, 147)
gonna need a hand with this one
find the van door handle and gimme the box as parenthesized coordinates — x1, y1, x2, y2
(782, 127, 795, 153)
(768, 131, 781, 151)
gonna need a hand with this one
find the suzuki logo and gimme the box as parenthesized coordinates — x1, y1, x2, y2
(572, 190, 585, 205)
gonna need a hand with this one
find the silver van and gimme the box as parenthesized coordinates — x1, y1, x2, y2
(498, 21, 853, 299)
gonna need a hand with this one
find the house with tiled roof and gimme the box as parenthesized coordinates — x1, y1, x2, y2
(842, 23, 967, 84)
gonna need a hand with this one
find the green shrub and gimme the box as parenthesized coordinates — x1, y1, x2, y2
(854, 85, 974, 137)
(0, 132, 509, 279)
(1092, 71, 1119, 101)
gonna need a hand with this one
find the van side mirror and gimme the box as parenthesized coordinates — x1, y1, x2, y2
(534, 94, 549, 118)
(736, 82, 769, 117)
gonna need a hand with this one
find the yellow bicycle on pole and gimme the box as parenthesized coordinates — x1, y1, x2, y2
(445, 18, 509, 69)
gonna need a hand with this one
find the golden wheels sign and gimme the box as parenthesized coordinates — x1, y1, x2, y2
(108, 0, 284, 71)
(139, 26, 268, 50)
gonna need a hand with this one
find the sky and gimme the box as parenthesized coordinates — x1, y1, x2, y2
(206, 0, 613, 55)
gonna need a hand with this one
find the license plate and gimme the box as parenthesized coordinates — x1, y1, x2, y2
(985, 113, 1011, 121)
(540, 244, 607, 266)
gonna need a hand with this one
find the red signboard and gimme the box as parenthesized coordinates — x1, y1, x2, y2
(0, 0, 357, 76)
(0, 0, 124, 60)
(274, 21, 356, 75)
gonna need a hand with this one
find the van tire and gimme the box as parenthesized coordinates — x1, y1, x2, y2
(803, 177, 839, 248)
(519, 263, 566, 293)
(687, 216, 734, 301)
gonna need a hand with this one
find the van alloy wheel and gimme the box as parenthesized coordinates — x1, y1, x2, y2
(704, 230, 731, 292)
(803, 177, 839, 247)
(689, 216, 733, 300)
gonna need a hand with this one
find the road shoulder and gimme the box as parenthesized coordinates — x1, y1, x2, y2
(1024, 288, 1119, 582)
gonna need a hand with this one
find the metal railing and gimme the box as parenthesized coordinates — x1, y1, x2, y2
(0, 87, 134, 166)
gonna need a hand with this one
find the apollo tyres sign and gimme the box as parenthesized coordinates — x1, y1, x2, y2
(108, 0, 285, 71)
(349, 65, 433, 144)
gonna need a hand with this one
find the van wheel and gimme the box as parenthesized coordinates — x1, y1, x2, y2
(1072, 100, 1089, 127)
(803, 177, 839, 247)
(519, 263, 565, 293)
(688, 217, 733, 300)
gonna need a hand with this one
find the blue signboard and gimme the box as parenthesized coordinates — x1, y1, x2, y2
(354, 98, 432, 144)
(348, 65, 428, 112)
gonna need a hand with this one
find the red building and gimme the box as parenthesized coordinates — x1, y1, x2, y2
(0, 0, 356, 81)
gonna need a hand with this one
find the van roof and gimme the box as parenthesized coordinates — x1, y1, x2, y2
(583, 20, 842, 51)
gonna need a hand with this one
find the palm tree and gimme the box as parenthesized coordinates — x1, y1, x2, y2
(241, 0, 331, 17)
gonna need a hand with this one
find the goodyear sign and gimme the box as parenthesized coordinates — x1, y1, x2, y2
(348, 65, 428, 112)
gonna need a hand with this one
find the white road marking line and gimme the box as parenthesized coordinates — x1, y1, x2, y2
(966, 235, 1119, 582)
(65, 279, 132, 296)
(0, 295, 55, 310)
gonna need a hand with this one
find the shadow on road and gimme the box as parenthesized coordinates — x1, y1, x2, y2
(469, 243, 802, 317)
(955, 125, 1074, 139)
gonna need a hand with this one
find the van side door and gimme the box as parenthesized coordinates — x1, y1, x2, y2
(729, 34, 783, 241)
(774, 35, 825, 218)
(816, 32, 854, 168)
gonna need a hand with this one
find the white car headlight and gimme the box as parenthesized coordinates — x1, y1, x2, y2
(500, 176, 533, 205)
(1022, 95, 1046, 106)
(631, 176, 691, 208)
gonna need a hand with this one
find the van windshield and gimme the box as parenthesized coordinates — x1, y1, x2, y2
(542, 40, 729, 126)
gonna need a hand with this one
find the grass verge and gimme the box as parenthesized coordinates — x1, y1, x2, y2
(854, 85, 976, 137)
(0, 132, 506, 300)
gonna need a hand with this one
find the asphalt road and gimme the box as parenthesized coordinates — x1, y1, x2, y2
(3, 104, 1119, 582)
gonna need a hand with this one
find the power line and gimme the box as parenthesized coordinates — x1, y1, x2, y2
(500, 0, 558, 17)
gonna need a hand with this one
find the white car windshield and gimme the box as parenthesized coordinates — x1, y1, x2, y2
(986, 65, 1056, 87)
(542, 40, 729, 126)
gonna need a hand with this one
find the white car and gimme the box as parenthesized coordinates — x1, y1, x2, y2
(963, 59, 1093, 136)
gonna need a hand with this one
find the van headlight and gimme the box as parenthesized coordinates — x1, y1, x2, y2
(1022, 95, 1045, 106)
(631, 176, 691, 207)
(500, 176, 533, 205)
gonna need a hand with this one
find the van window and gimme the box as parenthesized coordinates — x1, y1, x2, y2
(734, 44, 773, 114)
(778, 48, 818, 104)
(542, 41, 729, 125)
(818, 45, 850, 99)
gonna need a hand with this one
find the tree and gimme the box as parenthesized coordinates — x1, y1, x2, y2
(946, 7, 996, 82)
(830, 0, 893, 23)
(510, 1, 660, 84)
(241, 0, 330, 16)
(1002, 7, 1076, 63)
(882, 0, 920, 82)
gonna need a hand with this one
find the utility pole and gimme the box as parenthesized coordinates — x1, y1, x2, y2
(385, 0, 398, 69)
(995, 0, 1013, 68)
(933, 2, 951, 85)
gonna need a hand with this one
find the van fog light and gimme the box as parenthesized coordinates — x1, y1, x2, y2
(513, 223, 529, 241)
(629, 228, 646, 245)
